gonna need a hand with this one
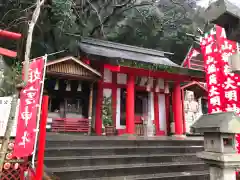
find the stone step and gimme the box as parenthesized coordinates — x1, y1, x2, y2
(81, 171, 209, 180)
(45, 139, 204, 148)
(45, 146, 204, 157)
(47, 162, 208, 179)
(44, 153, 201, 168)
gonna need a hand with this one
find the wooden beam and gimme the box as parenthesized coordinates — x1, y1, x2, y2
(106, 65, 204, 82)
(0, 30, 21, 40)
(0, 47, 17, 58)
(88, 83, 94, 135)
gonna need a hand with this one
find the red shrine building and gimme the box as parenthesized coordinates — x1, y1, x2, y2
(44, 38, 205, 136)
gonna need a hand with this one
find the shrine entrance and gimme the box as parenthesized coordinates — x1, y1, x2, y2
(44, 56, 101, 133)
(120, 89, 149, 136)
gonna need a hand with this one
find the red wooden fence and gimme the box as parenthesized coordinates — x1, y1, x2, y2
(51, 118, 90, 133)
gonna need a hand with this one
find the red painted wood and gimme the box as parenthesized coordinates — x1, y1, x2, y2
(104, 64, 204, 82)
(95, 65, 104, 135)
(165, 94, 170, 134)
(117, 129, 126, 135)
(51, 118, 89, 132)
(154, 92, 160, 135)
(102, 82, 164, 93)
(181, 89, 186, 134)
(0, 29, 21, 39)
(0, 47, 17, 57)
(126, 74, 135, 134)
(36, 96, 49, 180)
(172, 82, 183, 135)
(104, 64, 120, 72)
(112, 72, 117, 127)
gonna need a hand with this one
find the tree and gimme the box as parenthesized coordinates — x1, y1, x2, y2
(0, 0, 206, 64)
(0, 0, 45, 175)
(0, 0, 206, 174)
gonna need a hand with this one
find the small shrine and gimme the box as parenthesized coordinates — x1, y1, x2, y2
(45, 38, 205, 136)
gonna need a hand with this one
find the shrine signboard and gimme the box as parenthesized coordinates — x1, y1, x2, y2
(13, 57, 45, 158)
(0, 97, 19, 137)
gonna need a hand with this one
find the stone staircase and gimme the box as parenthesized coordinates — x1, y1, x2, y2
(44, 134, 209, 180)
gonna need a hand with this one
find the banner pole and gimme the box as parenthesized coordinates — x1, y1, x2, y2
(35, 95, 49, 180)
(31, 54, 48, 168)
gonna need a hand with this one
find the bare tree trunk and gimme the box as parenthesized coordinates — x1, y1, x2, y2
(0, 0, 45, 175)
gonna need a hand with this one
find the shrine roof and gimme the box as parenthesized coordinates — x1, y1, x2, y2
(205, 0, 240, 27)
(192, 112, 240, 133)
(181, 81, 207, 98)
(46, 56, 101, 80)
(79, 37, 178, 67)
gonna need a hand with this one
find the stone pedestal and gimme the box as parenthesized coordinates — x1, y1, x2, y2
(210, 167, 236, 180)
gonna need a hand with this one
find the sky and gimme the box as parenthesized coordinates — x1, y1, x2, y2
(198, 0, 240, 8)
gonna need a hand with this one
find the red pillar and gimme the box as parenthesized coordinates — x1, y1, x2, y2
(165, 94, 170, 134)
(181, 89, 186, 134)
(173, 82, 183, 135)
(36, 96, 49, 180)
(112, 73, 117, 127)
(126, 74, 135, 134)
(95, 80, 103, 135)
(153, 92, 160, 135)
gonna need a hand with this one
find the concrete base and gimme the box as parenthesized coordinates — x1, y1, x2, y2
(210, 166, 236, 180)
(172, 134, 187, 139)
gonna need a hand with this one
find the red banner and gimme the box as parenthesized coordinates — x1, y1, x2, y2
(13, 57, 45, 157)
(200, 28, 224, 113)
(215, 26, 240, 154)
(200, 25, 240, 155)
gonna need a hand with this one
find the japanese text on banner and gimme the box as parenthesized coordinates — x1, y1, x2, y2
(13, 58, 45, 158)
(200, 29, 224, 114)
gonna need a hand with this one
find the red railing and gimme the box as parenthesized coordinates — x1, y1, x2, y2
(51, 118, 90, 133)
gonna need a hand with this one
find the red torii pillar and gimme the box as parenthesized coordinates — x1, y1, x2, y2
(0, 29, 21, 58)
(126, 74, 135, 134)
(172, 82, 184, 135)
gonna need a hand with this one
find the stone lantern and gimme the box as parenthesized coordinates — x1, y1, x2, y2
(191, 112, 240, 180)
(204, 0, 240, 42)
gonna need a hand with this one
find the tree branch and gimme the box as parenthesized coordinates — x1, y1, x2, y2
(90, 0, 132, 36)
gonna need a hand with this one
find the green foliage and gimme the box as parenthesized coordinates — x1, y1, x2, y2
(102, 96, 113, 126)
(0, 0, 207, 64)
(0, 60, 22, 96)
(118, 59, 203, 77)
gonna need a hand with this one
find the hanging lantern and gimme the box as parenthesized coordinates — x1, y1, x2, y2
(8, 142, 14, 150)
(3, 162, 11, 170)
(14, 163, 19, 170)
(6, 153, 13, 160)
(77, 81, 82, 92)
(155, 79, 164, 93)
(146, 78, 153, 92)
(139, 77, 148, 86)
(66, 81, 71, 91)
(164, 82, 170, 94)
(54, 80, 59, 90)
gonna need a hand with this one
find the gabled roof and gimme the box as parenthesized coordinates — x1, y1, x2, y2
(46, 56, 101, 79)
(181, 81, 207, 98)
(181, 45, 203, 71)
(79, 37, 179, 67)
(192, 112, 240, 133)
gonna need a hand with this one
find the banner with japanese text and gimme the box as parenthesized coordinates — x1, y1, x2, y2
(200, 25, 240, 155)
(215, 25, 240, 154)
(13, 57, 45, 157)
(200, 28, 224, 114)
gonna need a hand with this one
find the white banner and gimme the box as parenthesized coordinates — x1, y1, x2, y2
(0, 97, 19, 137)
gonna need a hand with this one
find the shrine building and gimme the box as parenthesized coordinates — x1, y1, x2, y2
(44, 38, 205, 136)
